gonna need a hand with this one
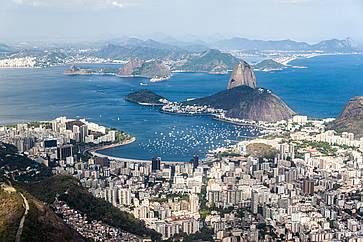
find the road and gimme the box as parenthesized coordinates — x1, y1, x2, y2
(15, 192, 29, 242)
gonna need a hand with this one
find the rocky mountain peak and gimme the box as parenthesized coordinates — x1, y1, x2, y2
(227, 62, 256, 89)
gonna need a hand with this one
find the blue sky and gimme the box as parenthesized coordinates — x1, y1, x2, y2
(0, 0, 362, 43)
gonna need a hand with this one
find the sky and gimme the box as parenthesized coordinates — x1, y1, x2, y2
(0, 0, 363, 43)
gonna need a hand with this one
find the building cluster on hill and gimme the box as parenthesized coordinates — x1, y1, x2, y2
(1, 115, 363, 241)
(53, 198, 141, 241)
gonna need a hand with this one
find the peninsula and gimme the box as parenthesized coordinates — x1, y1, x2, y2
(129, 61, 295, 123)
(253, 59, 287, 71)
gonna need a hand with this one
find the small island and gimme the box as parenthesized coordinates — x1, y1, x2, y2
(125, 89, 169, 106)
(64, 65, 96, 75)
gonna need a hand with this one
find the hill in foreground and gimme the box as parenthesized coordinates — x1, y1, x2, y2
(22, 175, 161, 241)
(0, 143, 161, 241)
(0, 185, 24, 242)
(328, 96, 363, 138)
(0, 184, 85, 242)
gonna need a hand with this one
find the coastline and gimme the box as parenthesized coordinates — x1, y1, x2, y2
(86, 136, 136, 155)
(64, 70, 173, 82)
(89, 136, 185, 165)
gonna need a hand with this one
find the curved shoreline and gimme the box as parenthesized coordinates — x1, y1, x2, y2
(85, 137, 136, 155)
(89, 136, 185, 164)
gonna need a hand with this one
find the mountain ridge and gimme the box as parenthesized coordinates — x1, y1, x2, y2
(213, 37, 356, 52)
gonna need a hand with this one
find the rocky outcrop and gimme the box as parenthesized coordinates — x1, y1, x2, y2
(118, 59, 171, 80)
(118, 59, 144, 76)
(328, 96, 363, 138)
(227, 62, 256, 89)
(184, 85, 295, 122)
(132, 60, 172, 80)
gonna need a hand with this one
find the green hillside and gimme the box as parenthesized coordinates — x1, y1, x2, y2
(23, 175, 162, 241)
(176, 49, 240, 73)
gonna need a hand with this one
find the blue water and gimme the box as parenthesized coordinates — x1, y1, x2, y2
(0, 54, 362, 161)
(257, 54, 363, 117)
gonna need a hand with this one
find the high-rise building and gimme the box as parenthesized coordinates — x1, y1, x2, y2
(118, 188, 131, 206)
(44, 139, 57, 148)
(190, 155, 199, 169)
(189, 194, 199, 213)
(79, 124, 88, 143)
(14, 136, 35, 153)
(303, 179, 314, 195)
(152, 156, 161, 172)
(73, 125, 80, 143)
(57, 144, 73, 160)
(251, 189, 259, 214)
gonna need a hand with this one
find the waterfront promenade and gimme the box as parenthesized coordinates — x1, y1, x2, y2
(89, 137, 185, 165)
(91, 151, 185, 165)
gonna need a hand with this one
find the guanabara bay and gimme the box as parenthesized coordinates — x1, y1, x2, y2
(1, 1, 363, 242)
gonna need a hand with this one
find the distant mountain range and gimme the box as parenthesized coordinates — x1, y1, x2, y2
(212, 37, 357, 52)
(0, 43, 11, 52)
(0, 43, 13, 57)
(1, 37, 360, 68)
(94, 43, 188, 60)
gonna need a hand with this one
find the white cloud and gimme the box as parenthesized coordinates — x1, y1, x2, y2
(12, 0, 141, 9)
(111, 1, 124, 8)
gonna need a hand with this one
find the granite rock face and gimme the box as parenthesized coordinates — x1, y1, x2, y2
(118, 59, 144, 76)
(227, 62, 256, 89)
(329, 96, 363, 138)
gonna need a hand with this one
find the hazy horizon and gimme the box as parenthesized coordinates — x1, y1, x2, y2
(1, 0, 363, 44)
